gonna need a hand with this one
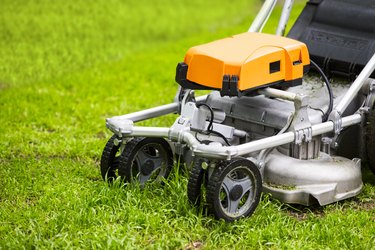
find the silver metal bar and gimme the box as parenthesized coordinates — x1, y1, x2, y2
(259, 87, 297, 102)
(110, 103, 179, 123)
(312, 114, 362, 136)
(236, 114, 361, 156)
(276, 0, 295, 36)
(127, 127, 170, 137)
(233, 129, 248, 138)
(108, 95, 208, 123)
(335, 53, 375, 115)
(235, 131, 293, 156)
(236, 114, 361, 157)
(248, 0, 277, 32)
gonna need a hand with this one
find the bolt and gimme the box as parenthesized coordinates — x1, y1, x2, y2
(114, 138, 122, 146)
(201, 161, 208, 170)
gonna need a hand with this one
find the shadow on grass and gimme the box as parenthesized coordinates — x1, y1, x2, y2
(278, 198, 374, 221)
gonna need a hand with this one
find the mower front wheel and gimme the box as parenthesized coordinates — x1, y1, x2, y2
(100, 135, 124, 182)
(118, 137, 174, 186)
(206, 158, 262, 222)
(187, 158, 208, 206)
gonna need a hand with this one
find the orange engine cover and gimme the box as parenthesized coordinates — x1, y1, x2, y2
(175, 32, 310, 96)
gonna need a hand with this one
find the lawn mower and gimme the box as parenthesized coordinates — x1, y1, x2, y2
(100, 0, 375, 221)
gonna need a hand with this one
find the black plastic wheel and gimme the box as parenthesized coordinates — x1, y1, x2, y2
(187, 158, 208, 206)
(100, 135, 124, 182)
(206, 158, 262, 222)
(366, 110, 375, 174)
(118, 137, 174, 185)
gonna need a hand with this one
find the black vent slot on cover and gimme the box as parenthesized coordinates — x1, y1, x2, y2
(288, 0, 375, 79)
(270, 61, 280, 73)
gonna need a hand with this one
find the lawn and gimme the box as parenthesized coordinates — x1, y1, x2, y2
(0, 0, 374, 249)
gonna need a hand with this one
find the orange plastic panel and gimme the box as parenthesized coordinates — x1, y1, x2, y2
(184, 32, 310, 91)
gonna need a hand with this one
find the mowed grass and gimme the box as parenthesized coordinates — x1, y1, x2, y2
(0, 0, 374, 249)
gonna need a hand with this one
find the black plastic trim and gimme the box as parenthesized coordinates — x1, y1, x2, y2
(175, 62, 217, 90)
(175, 62, 303, 97)
(270, 61, 281, 73)
(288, 0, 375, 79)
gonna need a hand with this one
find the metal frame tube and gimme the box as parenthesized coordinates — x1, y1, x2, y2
(259, 87, 297, 102)
(108, 95, 208, 123)
(248, 0, 277, 32)
(110, 103, 179, 123)
(127, 127, 170, 137)
(235, 114, 362, 156)
(312, 114, 362, 136)
(276, 0, 295, 36)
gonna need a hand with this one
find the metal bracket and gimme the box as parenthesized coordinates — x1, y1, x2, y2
(173, 86, 184, 103)
(106, 118, 134, 137)
(294, 127, 312, 145)
(328, 109, 342, 135)
(289, 94, 312, 145)
(364, 79, 375, 112)
(169, 98, 203, 143)
(174, 86, 196, 112)
(321, 137, 333, 154)
(177, 89, 196, 115)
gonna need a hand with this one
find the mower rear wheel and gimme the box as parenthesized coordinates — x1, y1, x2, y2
(206, 158, 262, 222)
(118, 137, 174, 186)
(100, 135, 124, 182)
(366, 110, 375, 174)
(187, 158, 208, 206)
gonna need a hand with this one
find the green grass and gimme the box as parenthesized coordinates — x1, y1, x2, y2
(1, 0, 374, 249)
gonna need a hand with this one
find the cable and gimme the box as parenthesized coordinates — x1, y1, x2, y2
(194, 132, 211, 145)
(195, 103, 231, 146)
(196, 103, 214, 131)
(209, 130, 231, 146)
(310, 59, 334, 122)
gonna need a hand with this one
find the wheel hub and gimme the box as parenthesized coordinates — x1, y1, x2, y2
(141, 160, 154, 175)
(229, 184, 243, 201)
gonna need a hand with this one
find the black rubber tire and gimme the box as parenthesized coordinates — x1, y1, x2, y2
(366, 110, 375, 174)
(118, 137, 174, 185)
(187, 159, 207, 206)
(100, 135, 122, 182)
(206, 158, 262, 222)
